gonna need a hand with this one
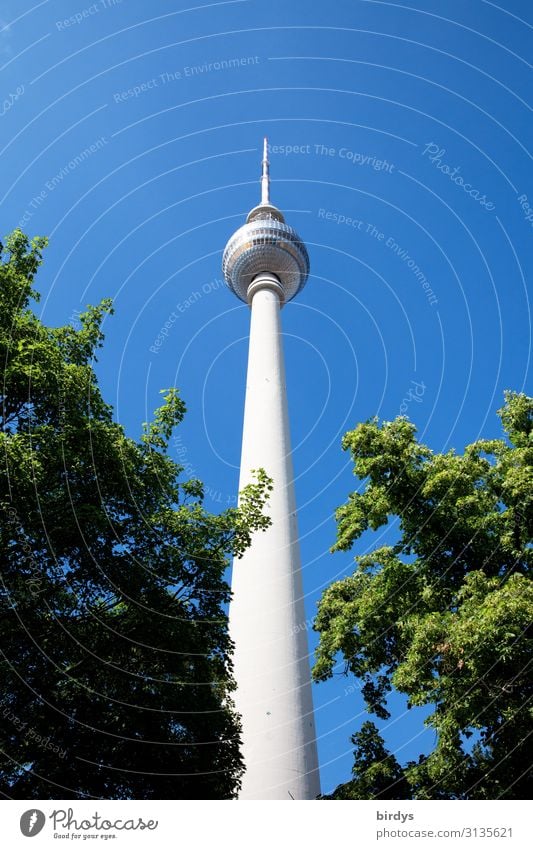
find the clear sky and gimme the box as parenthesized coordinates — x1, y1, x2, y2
(1, 0, 531, 795)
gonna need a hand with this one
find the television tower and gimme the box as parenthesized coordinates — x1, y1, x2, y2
(222, 139, 320, 800)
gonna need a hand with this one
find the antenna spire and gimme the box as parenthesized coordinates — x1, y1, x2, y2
(261, 137, 270, 205)
(244, 137, 284, 223)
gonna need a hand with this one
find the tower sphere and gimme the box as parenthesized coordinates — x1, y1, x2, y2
(222, 140, 310, 304)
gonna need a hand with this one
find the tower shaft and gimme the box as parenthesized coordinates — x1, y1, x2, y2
(229, 274, 320, 800)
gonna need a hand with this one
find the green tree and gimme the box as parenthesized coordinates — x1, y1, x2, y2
(314, 393, 533, 799)
(321, 721, 411, 799)
(0, 230, 271, 799)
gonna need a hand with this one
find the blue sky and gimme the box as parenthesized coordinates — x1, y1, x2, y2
(1, 0, 531, 794)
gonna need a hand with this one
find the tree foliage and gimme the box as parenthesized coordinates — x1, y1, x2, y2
(321, 721, 411, 800)
(0, 230, 271, 799)
(314, 394, 532, 799)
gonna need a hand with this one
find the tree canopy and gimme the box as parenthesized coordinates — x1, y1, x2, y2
(0, 230, 271, 799)
(314, 392, 532, 799)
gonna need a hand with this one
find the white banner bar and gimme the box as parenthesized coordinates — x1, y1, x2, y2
(1, 799, 529, 848)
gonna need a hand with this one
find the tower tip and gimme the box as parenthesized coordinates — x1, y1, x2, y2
(261, 137, 270, 205)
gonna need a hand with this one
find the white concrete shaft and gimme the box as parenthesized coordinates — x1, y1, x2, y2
(229, 276, 320, 800)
